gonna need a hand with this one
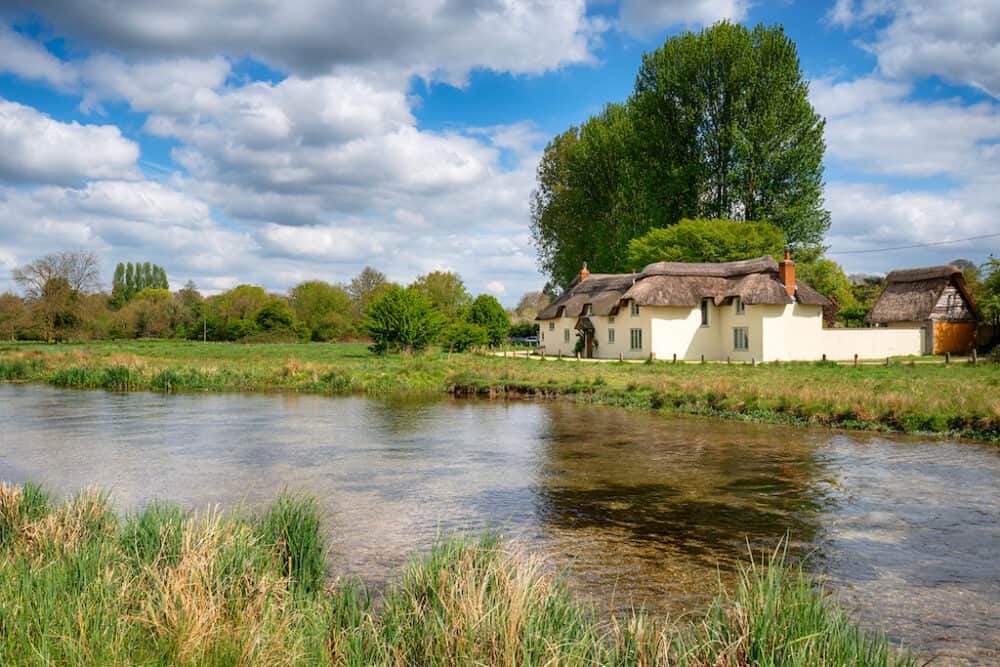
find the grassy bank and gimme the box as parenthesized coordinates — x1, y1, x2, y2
(0, 482, 915, 666)
(1, 339, 999, 440)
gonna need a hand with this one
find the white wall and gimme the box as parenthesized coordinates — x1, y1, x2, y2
(817, 327, 924, 360)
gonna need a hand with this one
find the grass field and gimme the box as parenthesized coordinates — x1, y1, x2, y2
(1, 339, 999, 440)
(0, 482, 917, 666)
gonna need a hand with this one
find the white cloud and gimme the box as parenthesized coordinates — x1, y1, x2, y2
(486, 280, 507, 295)
(0, 99, 140, 185)
(617, 0, 747, 36)
(78, 55, 230, 115)
(811, 77, 1000, 179)
(0, 24, 76, 89)
(828, 0, 1000, 97)
(13, 0, 602, 85)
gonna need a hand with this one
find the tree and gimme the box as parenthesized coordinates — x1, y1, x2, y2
(12, 251, 101, 300)
(363, 285, 443, 354)
(0, 293, 25, 340)
(794, 253, 855, 326)
(409, 271, 471, 320)
(465, 294, 510, 346)
(111, 260, 169, 307)
(440, 320, 489, 352)
(348, 266, 390, 317)
(979, 257, 1000, 348)
(626, 219, 786, 268)
(531, 21, 829, 287)
(289, 280, 357, 341)
(515, 291, 551, 318)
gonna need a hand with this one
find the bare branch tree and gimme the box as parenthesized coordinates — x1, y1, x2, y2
(12, 251, 102, 300)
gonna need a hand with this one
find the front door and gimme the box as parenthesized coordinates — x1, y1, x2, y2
(585, 332, 594, 358)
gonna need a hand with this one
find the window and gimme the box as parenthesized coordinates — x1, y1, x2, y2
(734, 297, 745, 315)
(733, 327, 749, 351)
(608, 316, 615, 324)
(564, 329, 570, 343)
(631, 301, 640, 317)
(630, 328, 642, 350)
(700, 299, 710, 326)
(608, 328, 615, 344)
(582, 304, 591, 315)
(548, 322, 555, 331)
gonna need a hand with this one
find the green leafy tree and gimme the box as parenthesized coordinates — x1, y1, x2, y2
(531, 21, 829, 287)
(409, 271, 472, 321)
(439, 320, 489, 352)
(794, 253, 855, 326)
(465, 294, 510, 346)
(979, 257, 1000, 347)
(0, 293, 26, 340)
(348, 266, 390, 317)
(626, 219, 786, 267)
(125, 263, 136, 298)
(362, 285, 443, 354)
(111, 263, 126, 308)
(289, 280, 357, 341)
(255, 299, 296, 332)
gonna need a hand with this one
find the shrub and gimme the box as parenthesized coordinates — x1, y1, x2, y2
(440, 320, 489, 352)
(363, 285, 443, 354)
(465, 294, 510, 346)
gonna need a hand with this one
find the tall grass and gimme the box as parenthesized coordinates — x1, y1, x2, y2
(0, 483, 919, 666)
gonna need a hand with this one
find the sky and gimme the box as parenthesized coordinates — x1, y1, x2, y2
(0, 0, 998, 305)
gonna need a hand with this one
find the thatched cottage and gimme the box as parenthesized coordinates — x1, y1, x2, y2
(866, 265, 981, 354)
(536, 252, 932, 362)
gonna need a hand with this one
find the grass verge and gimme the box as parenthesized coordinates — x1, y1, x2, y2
(0, 482, 917, 666)
(1, 339, 999, 441)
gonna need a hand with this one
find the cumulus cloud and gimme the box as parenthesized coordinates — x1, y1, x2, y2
(617, 0, 747, 36)
(828, 0, 1000, 97)
(0, 24, 76, 89)
(811, 77, 1000, 179)
(0, 99, 140, 185)
(9, 0, 602, 84)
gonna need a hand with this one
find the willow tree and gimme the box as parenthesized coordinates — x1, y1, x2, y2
(531, 21, 829, 288)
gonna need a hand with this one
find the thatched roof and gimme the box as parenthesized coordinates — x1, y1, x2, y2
(866, 264, 980, 324)
(537, 257, 830, 320)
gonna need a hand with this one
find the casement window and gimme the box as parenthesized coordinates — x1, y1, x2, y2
(548, 322, 555, 331)
(564, 329, 570, 343)
(734, 297, 745, 315)
(608, 316, 615, 324)
(630, 328, 642, 350)
(700, 299, 710, 326)
(733, 327, 749, 351)
(630, 301, 640, 316)
(608, 328, 615, 344)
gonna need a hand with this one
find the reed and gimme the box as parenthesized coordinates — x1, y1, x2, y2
(0, 483, 919, 666)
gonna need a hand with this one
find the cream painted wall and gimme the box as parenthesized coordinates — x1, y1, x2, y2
(817, 327, 924, 360)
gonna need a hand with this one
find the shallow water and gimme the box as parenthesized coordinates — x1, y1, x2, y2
(1, 384, 997, 664)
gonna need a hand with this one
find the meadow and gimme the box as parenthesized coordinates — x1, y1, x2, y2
(0, 482, 917, 666)
(1, 339, 999, 440)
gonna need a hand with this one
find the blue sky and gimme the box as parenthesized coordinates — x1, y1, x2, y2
(0, 0, 998, 304)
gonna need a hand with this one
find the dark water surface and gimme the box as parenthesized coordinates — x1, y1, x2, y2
(1, 384, 997, 664)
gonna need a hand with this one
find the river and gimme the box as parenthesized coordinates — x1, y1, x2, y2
(0, 383, 997, 664)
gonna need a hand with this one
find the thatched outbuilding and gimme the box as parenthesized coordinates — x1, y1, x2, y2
(866, 265, 980, 354)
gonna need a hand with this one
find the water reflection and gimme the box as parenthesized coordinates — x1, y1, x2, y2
(0, 384, 997, 665)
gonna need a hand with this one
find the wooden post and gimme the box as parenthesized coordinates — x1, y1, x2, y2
(700, 354, 705, 364)
(649, 352, 654, 362)
(619, 352, 623, 362)
(945, 352, 950, 366)
(853, 353, 858, 368)
(672, 353, 677, 364)
(822, 353, 826, 362)
(971, 349, 977, 365)
(751, 357, 757, 367)
(576, 351, 581, 361)
(726, 356, 730, 364)
(558, 351, 562, 360)
(885, 356, 891, 367)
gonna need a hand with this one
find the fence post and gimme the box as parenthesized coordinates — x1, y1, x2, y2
(971, 349, 977, 365)
(700, 354, 705, 364)
(619, 352, 623, 362)
(726, 356, 730, 364)
(751, 357, 757, 367)
(576, 351, 581, 361)
(853, 353, 858, 368)
(822, 353, 827, 362)
(885, 356, 890, 367)
(672, 353, 677, 364)
(945, 352, 950, 366)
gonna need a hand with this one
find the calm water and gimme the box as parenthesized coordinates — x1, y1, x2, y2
(1, 384, 998, 664)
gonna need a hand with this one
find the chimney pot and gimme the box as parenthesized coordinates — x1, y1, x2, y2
(579, 261, 590, 282)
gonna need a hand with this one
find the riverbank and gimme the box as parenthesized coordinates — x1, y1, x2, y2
(0, 482, 915, 666)
(1, 340, 999, 441)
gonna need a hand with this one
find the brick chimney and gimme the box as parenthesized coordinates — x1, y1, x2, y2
(778, 247, 795, 296)
(579, 261, 590, 282)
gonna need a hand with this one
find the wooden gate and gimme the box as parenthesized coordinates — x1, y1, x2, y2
(933, 321, 977, 354)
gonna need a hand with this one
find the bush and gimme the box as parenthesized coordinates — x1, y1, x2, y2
(465, 294, 510, 346)
(363, 285, 443, 354)
(440, 320, 489, 352)
(989, 346, 1000, 365)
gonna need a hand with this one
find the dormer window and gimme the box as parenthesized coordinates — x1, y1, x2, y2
(630, 301, 640, 317)
(734, 297, 745, 315)
(582, 304, 591, 316)
(700, 299, 710, 327)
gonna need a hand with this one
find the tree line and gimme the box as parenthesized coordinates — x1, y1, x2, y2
(1, 252, 549, 352)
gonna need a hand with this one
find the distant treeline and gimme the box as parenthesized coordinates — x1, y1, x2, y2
(1, 252, 549, 347)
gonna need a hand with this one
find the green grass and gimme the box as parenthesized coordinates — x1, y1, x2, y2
(2, 339, 999, 440)
(0, 482, 918, 666)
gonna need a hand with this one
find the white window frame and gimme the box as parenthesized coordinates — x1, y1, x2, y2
(608, 328, 615, 344)
(630, 301, 640, 317)
(564, 328, 570, 343)
(630, 328, 642, 350)
(700, 299, 710, 327)
(734, 297, 745, 315)
(733, 327, 749, 351)
(548, 322, 555, 331)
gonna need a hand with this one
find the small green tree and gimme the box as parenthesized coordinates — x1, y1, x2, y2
(465, 294, 510, 346)
(409, 271, 471, 321)
(363, 285, 443, 354)
(289, 280, 357, 341)
(627, 219, 786, 268)
(979, 257, 1000, 348)
(439, 320, 489, 352)
(256, 299, 296, 332)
